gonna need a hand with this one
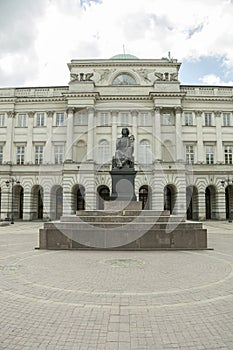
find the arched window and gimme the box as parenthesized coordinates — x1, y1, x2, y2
(139, 140, 152, 164)
(98, 140, 110, 164)
(112, 73, 136, 85)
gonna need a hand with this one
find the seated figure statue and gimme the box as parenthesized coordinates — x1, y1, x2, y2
(112, 128, 135, 169)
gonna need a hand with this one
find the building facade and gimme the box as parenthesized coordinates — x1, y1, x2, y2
(0, 54, 233, 221)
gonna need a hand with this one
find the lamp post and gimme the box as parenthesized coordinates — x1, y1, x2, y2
(221, 177, 233, 223)
(5, 178, 20, 224)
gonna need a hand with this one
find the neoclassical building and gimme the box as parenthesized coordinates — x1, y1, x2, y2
(0, 53, 233, 221)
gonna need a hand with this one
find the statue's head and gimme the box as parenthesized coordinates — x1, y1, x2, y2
(121, 128, 129, 137)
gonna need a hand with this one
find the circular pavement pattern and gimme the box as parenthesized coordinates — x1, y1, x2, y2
(0, 222, 233, 349)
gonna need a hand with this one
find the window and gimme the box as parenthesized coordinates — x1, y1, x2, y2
(184, 112, 193, 126)
(139, 113, 150, 126)
(206, 145, 214, 164)
(18, 114, 27, 127)
(0, 114, 5, 127)
(0, 145, 3, 164)
(16, 146, 25, 165)
(35, 145, 44, 164)
(54, 145, 64, 164)
(186, 145, 194, 164)
(56, 113, 64, 126)
(223, 113, 230, 127)
(36, 113, 45, 126)
(224, 146, 233, 164)
(76, 112, 87, 125)
(139, 140, 152, 164)
(112, 73, 136, 85)
(120, 113, 129, 126)
(98, 140, 110, 164)
(162, 113, 173, 125)
(100, 113, 109, 126)
(204, 113, 212, 126)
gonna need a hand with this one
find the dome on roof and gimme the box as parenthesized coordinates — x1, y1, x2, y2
(110, 53, 139, 60)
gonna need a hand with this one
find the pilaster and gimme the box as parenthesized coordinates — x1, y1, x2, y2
(5, 111, 15, 163)
(65, 108, 75, 162)
(153, 107, 162, 161)
(87, 107, 95, 161)
(196, 111, 204, 163)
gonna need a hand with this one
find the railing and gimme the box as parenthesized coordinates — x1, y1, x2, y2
(0, 87, 69, 98)
(181, 86, 233, 96)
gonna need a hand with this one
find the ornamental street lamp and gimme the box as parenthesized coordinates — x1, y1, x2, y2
(5, 178, 20, 224)
(221, 177, 233, 223)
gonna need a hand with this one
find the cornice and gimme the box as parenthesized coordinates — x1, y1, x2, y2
(68, 60, 180, 69)
(97, 95, 150, 101)
(149, 92, 186, 98)
(13, 97, 65, 103)
(183, 96, 233, 102)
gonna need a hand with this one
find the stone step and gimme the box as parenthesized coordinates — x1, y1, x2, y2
(44, 221, 203, 230)
(61, 215, 185, 223)
(75, 210, 171, 217)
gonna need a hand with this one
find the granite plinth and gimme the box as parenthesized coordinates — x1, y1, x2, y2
(110, 168, 137, 201)
(39, 210, 208, 250)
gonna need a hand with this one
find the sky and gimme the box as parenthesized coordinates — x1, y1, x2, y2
(1, 0, 233, 88)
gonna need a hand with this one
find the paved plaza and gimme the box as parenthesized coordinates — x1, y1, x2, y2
(0, 221, 233, 350)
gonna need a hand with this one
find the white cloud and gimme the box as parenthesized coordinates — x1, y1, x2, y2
(199, 74, 233, 86)
(1, 0, 233, 86)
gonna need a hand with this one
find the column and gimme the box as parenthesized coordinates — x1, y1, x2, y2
(26, 112, 34, 164)
(198, 190, 206, 220)
(44, 111, 53, 164)
(5, 111, 15, 163)
(0, 186, 10, 220)
(215, 111, 224, 163)
(153, 107, 162, 161)
(65, 108, 75, 161)
(216, 189, 226, 220)
(111, 111, 118, 158)
(175, 107, 184, 161)
(131, 110, 138, 163)
(87, 107, 95, 161)
(23, 189, 33, 220)
(196, 111, 204, 163)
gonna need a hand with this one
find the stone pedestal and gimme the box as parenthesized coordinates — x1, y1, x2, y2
(104, 200, 142, 211)
(110, 168, 137, 201)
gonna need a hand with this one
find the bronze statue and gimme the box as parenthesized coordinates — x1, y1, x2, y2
(112, 128, 135, 169)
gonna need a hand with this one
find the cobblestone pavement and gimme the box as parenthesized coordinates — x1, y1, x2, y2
(0, 221, 233, 350)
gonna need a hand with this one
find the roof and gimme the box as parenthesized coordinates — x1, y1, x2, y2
(110, 54, 139, 60)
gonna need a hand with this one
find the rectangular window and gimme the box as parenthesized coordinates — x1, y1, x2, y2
(36, 113, 45, 126)
(0, 114, 5, 127)
(35, 145, 44, 164)
(162, 113, 173, 125)
(54, 145, 64, 164)
(16, 146, 25, 165)
(18, 114, 27, 127)
(139, 113, 150, 126)
(185, 145, 194, 164)
(56, 113, 64, 126)
(224, 146, 233, 164)
(100, 113, 109, 126)
(206, 145, 214, 164)
(0, 145, 3, 164)
(204, 113, 212, 126)
(76, 112, 87, 125)
(120, 113, 129, 126)
(222, 113, 230, 127)
(184, 112, 193, 126)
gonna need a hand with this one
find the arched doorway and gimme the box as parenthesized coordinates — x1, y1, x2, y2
(56, 187, 63, 219)
(186, 186, 198, 220)
(164, 185, 176, 214)
(12, 185, 24, 220)
(225, 185, 233, 220)
(139, 186, 151, 209)
(97, 186, 110, 209)
(72, 185, 85, 212)
(32, 186, 43, 219)
(205, 185, 217, 220)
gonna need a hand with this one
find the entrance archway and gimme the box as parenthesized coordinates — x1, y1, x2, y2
(51, 186, 63, 220)
(186, 186, 198, 220)
(139, 186, 151, 209)
(72, 185, 85, 212)
(164, 185, 176, 214)
(205, 185, 217, 220)
(32, 186, 44, 219)
(13, 185, 24, 220)
(225, 185, 233, 220)
(97, 186, 110, 209)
